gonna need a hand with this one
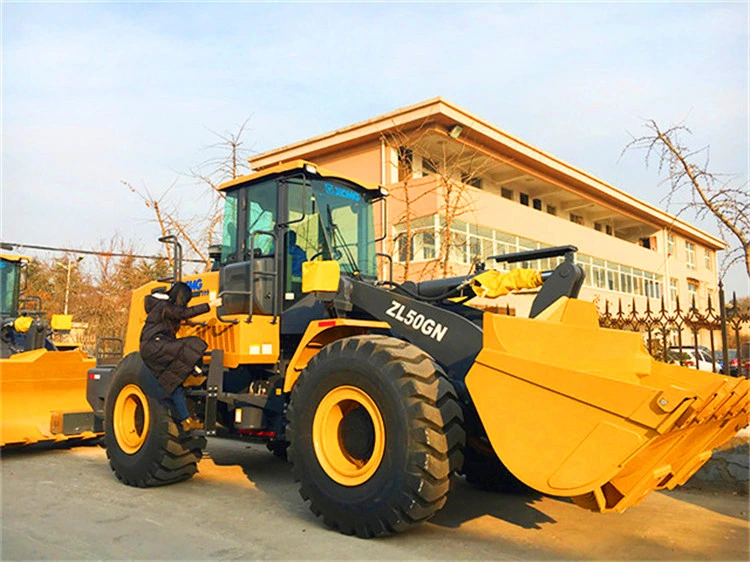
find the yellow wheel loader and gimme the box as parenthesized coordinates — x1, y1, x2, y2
(87, 161, 749, 537)
(0, 253, 102, 447)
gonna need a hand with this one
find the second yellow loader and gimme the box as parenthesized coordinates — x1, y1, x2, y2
(0, 253, 101, 447)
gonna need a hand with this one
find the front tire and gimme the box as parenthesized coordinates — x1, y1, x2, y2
(104, 352, 206, 487)
(288, 336, 464, 538)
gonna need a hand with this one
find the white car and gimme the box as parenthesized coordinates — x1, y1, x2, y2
(669, 346, 722, 373)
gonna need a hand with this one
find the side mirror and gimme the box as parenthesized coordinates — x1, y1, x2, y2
(208, 244, 222, 262)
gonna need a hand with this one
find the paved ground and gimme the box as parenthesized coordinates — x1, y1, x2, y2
(1, 438, 748, 560)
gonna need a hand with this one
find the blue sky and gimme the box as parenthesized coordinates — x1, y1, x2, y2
(2, 2, 748, 294)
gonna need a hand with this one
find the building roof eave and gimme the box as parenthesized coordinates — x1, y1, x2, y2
(249, 98, 728, 251)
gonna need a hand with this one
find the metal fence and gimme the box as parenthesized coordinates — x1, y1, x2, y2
(599, 281, 750, 376)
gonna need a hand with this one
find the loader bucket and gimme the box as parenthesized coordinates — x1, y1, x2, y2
(465, 297, 749, 513)
(1, 348, 100, 447)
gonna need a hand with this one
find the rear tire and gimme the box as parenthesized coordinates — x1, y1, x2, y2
(288, 335, 464, 538)
(104, 352, 206, 487)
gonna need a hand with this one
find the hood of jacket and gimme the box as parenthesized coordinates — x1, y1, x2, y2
(144, 292, 169, 313)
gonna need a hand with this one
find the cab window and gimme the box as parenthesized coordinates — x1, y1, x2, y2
(0, 260, 19, 316)
(311, 179, 377, 278)
(246, 179, 278, 256)
(286, 176, 317, 279)
(221, 191, 240, 262)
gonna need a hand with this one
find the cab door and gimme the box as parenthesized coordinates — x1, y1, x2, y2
(220, 178, 279, 318)
(279, 174, 328, 334)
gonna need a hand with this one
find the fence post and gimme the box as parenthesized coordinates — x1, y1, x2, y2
(719, 281, 729, 374)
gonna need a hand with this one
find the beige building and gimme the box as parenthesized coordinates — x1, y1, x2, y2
(249, 98, 725, 316)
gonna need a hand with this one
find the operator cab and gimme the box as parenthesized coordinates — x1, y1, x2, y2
(0, 254, 44, 358)
(215, 161, 386, 333)
(0, 254, 25, 321)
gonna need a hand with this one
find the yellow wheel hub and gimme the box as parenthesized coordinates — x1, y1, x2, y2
(313, 385, 386, 486)
(113, 384, 150, 454)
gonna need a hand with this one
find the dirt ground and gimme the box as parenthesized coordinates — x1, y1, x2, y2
(1, 438, 748, 560)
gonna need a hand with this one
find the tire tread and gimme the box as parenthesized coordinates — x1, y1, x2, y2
(105, 352, 205, 488)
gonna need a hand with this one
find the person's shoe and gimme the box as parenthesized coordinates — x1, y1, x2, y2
(180, 416, 205, 437)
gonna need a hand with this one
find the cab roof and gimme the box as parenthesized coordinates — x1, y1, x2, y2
(217, 160, 385, 193)
(0, 253, 31, 263)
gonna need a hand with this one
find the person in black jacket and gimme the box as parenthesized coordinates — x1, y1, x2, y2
(139, 282, 222, 436)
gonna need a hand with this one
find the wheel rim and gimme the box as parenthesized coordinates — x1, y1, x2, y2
(312, 385, 386, 486)
(113, 384, 150, 454)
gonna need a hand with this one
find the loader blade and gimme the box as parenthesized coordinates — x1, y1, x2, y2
(1, 349, 100, 447)
(465, 297, 749, 513)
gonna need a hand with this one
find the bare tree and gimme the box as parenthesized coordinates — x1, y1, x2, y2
(382, 121, 499, 282)
(380, 123, 435, 280)
(187, 116, 254, 247)
(124, 117, 255, 270)
(625, 120, 749, 279)
(123, 179, 209, 268)
(429, 142, 497, 278)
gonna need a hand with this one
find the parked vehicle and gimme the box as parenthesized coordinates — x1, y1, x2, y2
(725, 349, 750, 378)
(668, 346, 721, 373)
(0, 253, 102, 447)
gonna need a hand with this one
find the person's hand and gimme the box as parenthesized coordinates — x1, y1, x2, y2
(209, 297, 223, 308)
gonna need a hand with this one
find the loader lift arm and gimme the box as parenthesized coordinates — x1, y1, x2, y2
(347, 244, 585, 382)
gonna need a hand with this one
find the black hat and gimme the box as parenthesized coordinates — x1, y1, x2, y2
(168, 282, 193, 307)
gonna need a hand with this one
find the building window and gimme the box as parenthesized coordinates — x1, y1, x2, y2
(570, 213, 584, 225)
(461, 172, 482, 189)
(606, 269, 618, 291)
(450, 232, 468, 264)
(667, 233, 675, 257)
(670, 278, 679, 306)
(501, 187, 513, 200)
(397, 147, 413, 181)
(686, 242, 695, 269)
(594, 222, 603, 232)
(687, 281, 698, 305)
(546, 204, 557, 216)
(634, 272, 645, 293)
(619, 266, 633, 294)
(606, 224, 613, 235)
(639, 237, 651, 249)
(532, 198, 542, 210)
(520, 193, 530, 206)
(396, 232, 410, 262)
(644, 273, 662, 299)
(591, 260, 606, 289)
(422, 157, 438, 176)
(705, 249, 712, 270)
(413, 231, 435, 261)
(394, 216, 439, 263)
(468, 236, 482, 261)
(431, 218, 665, 298)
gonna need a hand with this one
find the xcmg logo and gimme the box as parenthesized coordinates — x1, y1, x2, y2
(185, 279, 203, 291)
(185, 278, 209, 297)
